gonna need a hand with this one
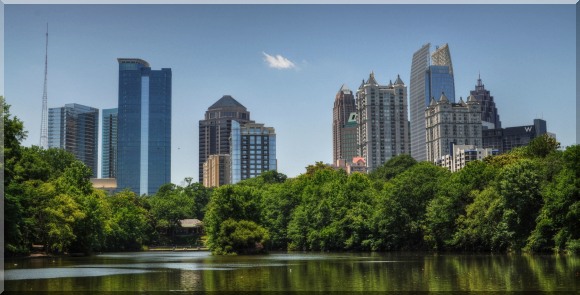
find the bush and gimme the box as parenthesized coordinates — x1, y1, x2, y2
(212, 219, 270, 255)
(565, 239, 580, 254)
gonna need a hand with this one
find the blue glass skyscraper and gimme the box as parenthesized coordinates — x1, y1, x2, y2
(48, 103, 99, 178)
(425, 65, 455, 106)
(230, 120, 277, 184)
(410, 43, 455, 161)
(117, 58, 171, 195)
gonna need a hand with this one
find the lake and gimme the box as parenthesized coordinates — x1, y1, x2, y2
(4, 251, 579, 293)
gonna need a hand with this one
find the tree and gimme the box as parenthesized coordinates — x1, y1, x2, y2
(204, 185, 262, 252)
(496, 159, 544, 251)
(369, 154, 417, 181)
(2, 96, 28, 188)
(42, 192, 85, 253)
(526, 145, 580, 253)
(105, 190, 151, 251)
(453, 187, 509, 252)
(260, 181, 300, 250)
(372, 162, 449, 251)
(213, 219, 269, 255)
(424, 160, 497, 250)
(526, 134, 560, 158)
(148, 183, 196, 243)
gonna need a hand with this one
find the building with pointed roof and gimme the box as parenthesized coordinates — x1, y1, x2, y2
(333, 84, 357, 164)
(470, 75, 501, 129)
(199, 95, 252, 183)
(410, 43, 456, 162)
(356, 72, 410, 171)
(425, 94, 482, 163)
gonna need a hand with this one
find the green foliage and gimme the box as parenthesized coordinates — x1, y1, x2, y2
(205, 185, 262, 251)
(497, 159, 544, 251)
(372, 162, 449, 250)
(105, 191, 151, 251)
(2, 96, 28, 188)
(453, 187, 509, 251)
(213, 219, 269, 255)
(425, 160, 497, 250)
(260, 181, 300, 250)
(525, 134, 561, 158)
(526, 145, 580, 253)
(4, 95, 580, 255)
(369, 154, 417, 181)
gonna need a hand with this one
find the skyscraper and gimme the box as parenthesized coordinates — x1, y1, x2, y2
(470, 75, 501, 129)
(48, 103, 99, 177)
(117, 58, 171, 196)
(425, 94, 482, 163)
(199, 95, 251, 183)
(230, 121, 277, 184)
(410, 43, 455, 161)
(332, 84, 357, 163)
(101, 108, 118, 179)
(356, 72, 410, 171)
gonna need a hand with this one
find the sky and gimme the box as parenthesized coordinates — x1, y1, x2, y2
(2, 4, 577, 185)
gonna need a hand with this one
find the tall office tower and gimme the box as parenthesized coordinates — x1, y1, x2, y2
(425, 94, 482, 163)
(48, 103, 99, 177)
(410, 43, 455, 161)
(203, 154, 231, 188)
(230, 121, 277, 184)
(356, 72, 410, 171)
(333, 84, 357, 163)
(470, 75, 501, 129)
(342, 113, 358, 163)
(101, 108, 118, 178)
(199, 95, 251, 183)
(117, 58, 171, 196)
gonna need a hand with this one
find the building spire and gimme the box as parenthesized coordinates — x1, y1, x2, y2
(40, 23, 49, 149)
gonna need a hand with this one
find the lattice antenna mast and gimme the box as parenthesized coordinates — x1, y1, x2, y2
(40, 23, 49, 149)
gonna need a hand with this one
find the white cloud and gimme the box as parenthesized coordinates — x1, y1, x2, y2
(262, 52, 296, 70)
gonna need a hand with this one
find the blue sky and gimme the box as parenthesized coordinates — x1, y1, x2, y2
(3, 4, 576, 184)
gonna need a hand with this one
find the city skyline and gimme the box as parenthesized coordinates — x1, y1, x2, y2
(4, 4, 576, 184)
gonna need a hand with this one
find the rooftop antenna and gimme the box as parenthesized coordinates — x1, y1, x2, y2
(40, 23, 49, 149)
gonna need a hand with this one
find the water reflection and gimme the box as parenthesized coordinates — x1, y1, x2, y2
(5, 252, 579, 292)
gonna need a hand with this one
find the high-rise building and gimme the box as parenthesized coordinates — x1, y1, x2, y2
(230, 121, 277, 184)
(333, 84, 357, 163)
(199, 95, 251, 183)
(48, 103, 99, 177)
(356, 72, 410, 171)
(425, 94, 482, 163)
(483, 119, 548, 154)
(203, 154, 231, 188)
(470, 75, 501, 129)
(342, 113, 358, 163)
(101, 108, 118, 179)
(410, 43, 455, 161)
(116, 58, 171, 196)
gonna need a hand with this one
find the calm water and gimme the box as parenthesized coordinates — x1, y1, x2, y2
(4, 251, 580, 292)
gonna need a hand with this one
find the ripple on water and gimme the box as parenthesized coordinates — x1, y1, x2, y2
(4, 267, 155, 280)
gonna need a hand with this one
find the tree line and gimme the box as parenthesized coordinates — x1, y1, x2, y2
(3, 97, 579, 256)
(3, 98, 210, 255)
